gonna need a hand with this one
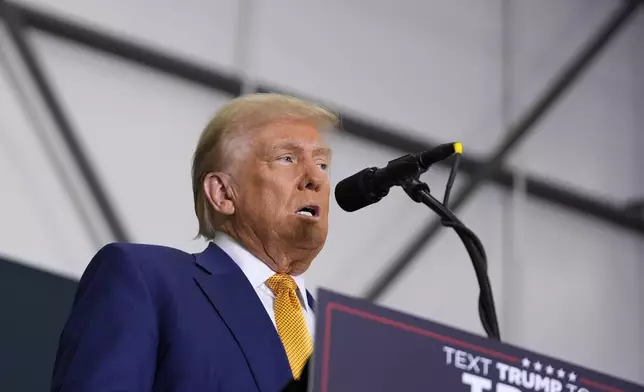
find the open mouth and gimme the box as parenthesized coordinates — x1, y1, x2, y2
(295, 205, 320, 218)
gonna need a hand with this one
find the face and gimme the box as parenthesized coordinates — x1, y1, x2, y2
(209, 120, 332, 273)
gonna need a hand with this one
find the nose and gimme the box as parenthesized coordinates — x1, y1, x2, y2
(298, 162, 325, 192)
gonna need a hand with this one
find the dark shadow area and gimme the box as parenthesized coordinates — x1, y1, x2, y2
(0, 256, 77, 392)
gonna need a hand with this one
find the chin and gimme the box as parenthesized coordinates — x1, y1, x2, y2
(295, 228, 327, 249)
(285, 220, 326, 243)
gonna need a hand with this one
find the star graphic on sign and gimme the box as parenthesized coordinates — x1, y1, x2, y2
(546, 365, 554, 375)
(533, 361, 543, 372)
(569, 372, 577, 382)
(522, 358, 531, 368)
(557, 369, 566, 379)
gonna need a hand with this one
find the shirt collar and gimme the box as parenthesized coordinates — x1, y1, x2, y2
(212, 232, 308, 304)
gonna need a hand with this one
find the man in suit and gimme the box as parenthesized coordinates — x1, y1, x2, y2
(51, 93, 338, 392)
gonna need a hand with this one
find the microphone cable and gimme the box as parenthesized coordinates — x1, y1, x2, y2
(402, 143, 501, 340)
(442, 142, 462, 208)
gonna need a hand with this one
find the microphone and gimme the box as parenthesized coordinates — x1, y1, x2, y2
(334, 141, 501, 340)
(335, 142, 461, 212)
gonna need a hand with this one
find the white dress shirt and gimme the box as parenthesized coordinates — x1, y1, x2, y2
(213, 232, 315, 339)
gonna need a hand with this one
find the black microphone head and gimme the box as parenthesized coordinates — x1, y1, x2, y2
(418, 142, 457, 169)
(334, 167, 388, 212)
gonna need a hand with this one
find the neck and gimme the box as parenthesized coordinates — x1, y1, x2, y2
(219, 224, 315, 275)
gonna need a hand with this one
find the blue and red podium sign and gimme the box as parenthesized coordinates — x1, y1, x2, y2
(312, 289, 643, 392)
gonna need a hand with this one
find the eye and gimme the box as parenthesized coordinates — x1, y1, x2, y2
(318, 162, 329, 171)
(278, 155, 295, 163)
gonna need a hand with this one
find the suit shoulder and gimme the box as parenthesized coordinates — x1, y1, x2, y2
(86, 242, 196, 279)
(100, 242, 192, 260)
(75, 242, 199, 301)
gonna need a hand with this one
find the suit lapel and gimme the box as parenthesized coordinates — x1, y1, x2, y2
(306, 291, 315, 312)
(193, 243, 292, 392)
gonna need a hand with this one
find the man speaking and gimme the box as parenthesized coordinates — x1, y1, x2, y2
(50, 93, 338, 392)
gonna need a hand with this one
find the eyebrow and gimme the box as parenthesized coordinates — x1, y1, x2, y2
(272, 141, 332, 157)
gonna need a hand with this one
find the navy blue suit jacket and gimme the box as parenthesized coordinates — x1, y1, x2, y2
(51, 242, 314, 392)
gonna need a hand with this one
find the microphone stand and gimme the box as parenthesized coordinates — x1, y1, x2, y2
(400, 174, 501, 341)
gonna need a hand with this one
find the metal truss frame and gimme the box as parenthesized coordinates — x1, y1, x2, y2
(0, 0, 641, 299)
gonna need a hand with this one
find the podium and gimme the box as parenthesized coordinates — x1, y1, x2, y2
(310, 289, 643, 392)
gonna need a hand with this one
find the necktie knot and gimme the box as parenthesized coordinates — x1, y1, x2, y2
(266, 274, 298, 294)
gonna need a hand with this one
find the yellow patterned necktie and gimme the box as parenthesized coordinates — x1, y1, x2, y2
(265, 274, 313, 379)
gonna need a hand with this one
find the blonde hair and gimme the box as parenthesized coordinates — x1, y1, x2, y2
(192, 93, 339, 240)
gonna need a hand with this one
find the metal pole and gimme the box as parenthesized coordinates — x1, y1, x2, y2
(0, 27, 105, 248)
(365, 0, 643, 301)
(1, 3, 130, 243)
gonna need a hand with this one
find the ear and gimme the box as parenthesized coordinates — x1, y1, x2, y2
(203, 172, 235, 216)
